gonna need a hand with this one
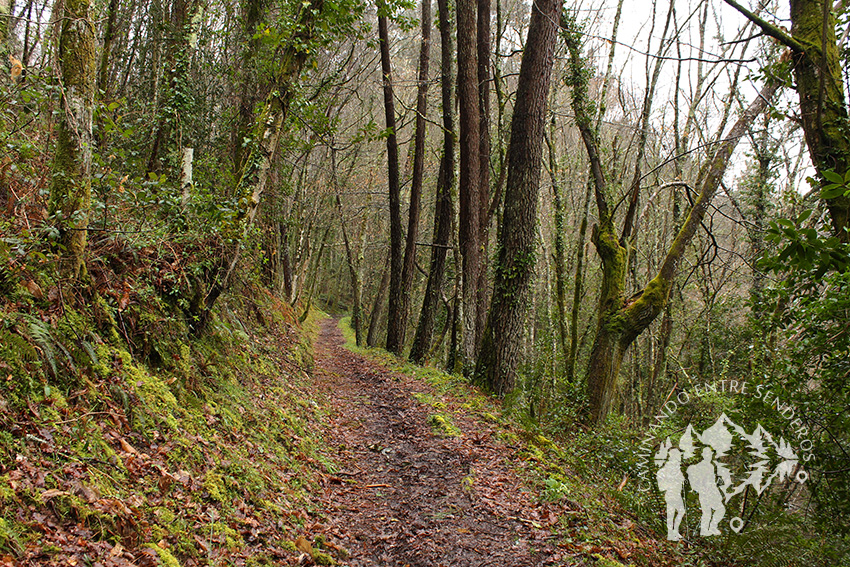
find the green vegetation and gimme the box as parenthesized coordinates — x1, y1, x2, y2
(0, 248, 345, 565)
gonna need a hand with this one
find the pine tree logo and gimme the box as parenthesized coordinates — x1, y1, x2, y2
(654, 414, 807, 540)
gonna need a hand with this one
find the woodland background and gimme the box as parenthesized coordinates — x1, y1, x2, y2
(1, 0, 849, 563)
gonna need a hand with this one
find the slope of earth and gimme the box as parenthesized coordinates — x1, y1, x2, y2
(0, 283, 343, 567)
(309, 319, 679, 567)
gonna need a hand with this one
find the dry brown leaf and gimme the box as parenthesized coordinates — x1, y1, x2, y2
(108, 543, 123, 557)
(9, 55, 23, 82)
(119, 437, 138, 455)
(23, 279, 43, 299)
(118, 290, 131, 312)
(41, 489, 68, 500)
(295, 536, 314, 557)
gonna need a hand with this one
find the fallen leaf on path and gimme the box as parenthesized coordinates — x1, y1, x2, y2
(119, 437, 138, 455)
(295, 536, 314, 557)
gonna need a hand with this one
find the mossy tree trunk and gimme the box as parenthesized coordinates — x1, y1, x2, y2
(232, 0, 272, 174)
(545, 124, 568, 361)
(48, 0, 96, 280)
(563, 15, 783, 424)
(96, 0, 120, 97)
(196, 0, 324, 332)
(725, 0, 850, 240)
(473, 0, 560, 396)
(146, 0, 202, 175)
(0, 0, 10, 50)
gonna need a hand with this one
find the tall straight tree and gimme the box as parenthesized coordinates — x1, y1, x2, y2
(0, 0, 9, 49)
(457, 0, 481, 373)
(146, 0, 203, 175)
(388, 0, 431, 354)
(48, 0, 96, 279)
(410, 0, 455, 364)
(475, 0, 491, 350)
(474, 0, 561, 396)
(232, 0, 272, 173)
(97, 0, 120, 97)
(379, 0, 404, 352)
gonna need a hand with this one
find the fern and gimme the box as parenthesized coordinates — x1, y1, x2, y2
(21, 315, 76, 378)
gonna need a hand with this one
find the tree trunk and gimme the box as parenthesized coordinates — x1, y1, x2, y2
(473, 0, 560, 396)
(147, 0, 201, 175)
(545, 126, 568, 361)
(566, 179, 592, 381)
(457, 0, 481, 373)
(410, 0, 454, 365)
(788, 0, 850, 238)
(196, 0, 323, 332)
(725, 0, 850, 240)
(337, 194, 362, 346)
(96, 0, 119, 97)
(48, 0, 96, 280)
(232, 0, 271, 174)
(379, 7, 404, 353)
(475, 0, 491, 353)
(582, 77, 783, 424)
(0, 0, 9, 48)
(367, 251, 391, 347)
(391, 0, 431, 354)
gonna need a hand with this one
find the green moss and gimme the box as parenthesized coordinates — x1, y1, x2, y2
(591, 553, 631, 567)
(0, 517, 23, 554)
(203, 472, 227, 502)
(145, 544, 182, 567)
(314, 551, 337, 565)
(0, 475, 14, 503)
(154, 508, 177, 525)
(427, 413, 461, 437)
(209, 521, 244, 550)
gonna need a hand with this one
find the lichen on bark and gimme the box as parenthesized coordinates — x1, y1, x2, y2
(48, 0, 96, 280)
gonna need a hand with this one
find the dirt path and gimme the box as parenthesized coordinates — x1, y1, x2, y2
(312, 319, 573, 567)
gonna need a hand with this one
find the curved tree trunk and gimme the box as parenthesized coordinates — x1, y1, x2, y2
(474, 0, 561, 396)
(725, 0, 850, 240)
(583, 77, 783, 424)
(195, 0, 323, 332)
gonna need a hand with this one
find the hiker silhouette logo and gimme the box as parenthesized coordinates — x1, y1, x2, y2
(653, 413, 807, 540)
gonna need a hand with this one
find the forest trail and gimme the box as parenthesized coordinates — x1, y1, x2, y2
(311, 318, 577, 566)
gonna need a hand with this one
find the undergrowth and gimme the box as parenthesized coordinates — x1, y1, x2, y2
(0, 263, 344, 566)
